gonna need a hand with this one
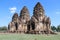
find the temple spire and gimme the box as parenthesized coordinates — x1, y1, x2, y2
(20, 6, 30, 23)
(33, 2, 44, 15)
(12, 13, 18, 22)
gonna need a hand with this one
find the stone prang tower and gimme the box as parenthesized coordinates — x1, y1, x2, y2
(8, 2, 54, 34)
(30, 2, 51, 34)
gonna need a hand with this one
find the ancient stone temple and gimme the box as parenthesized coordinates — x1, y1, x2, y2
(8, 2, 53, 34)
(30, 2, 51, 34)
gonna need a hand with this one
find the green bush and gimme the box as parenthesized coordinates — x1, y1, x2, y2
(0, 26, 7, 31)
(56, 25, 60, 32)
(51, 26, 56, 32)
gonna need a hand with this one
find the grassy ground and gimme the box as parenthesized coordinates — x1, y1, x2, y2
(0, 33, 60, 40)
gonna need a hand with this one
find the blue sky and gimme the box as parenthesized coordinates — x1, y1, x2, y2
(0, 0, 60, 27)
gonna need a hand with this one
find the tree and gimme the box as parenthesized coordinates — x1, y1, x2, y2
(56, 25, 60, 32)
(0, 26, 7, 31)
(51, 26, 56, 32)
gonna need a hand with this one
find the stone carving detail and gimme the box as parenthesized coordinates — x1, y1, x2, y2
(8, 2, 53, 34)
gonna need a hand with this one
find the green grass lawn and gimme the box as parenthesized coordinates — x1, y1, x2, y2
(0, 33, 60, 40)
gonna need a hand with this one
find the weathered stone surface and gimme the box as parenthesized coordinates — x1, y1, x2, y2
(20, 6, 30, 24)
(12, 13, 18, 22)
(17, 6, 30, 33)
(30, 2, 51, 34)
(8, 22, 16, 32)
(8, 13, 20, 32)
(8, 2, 53, 34)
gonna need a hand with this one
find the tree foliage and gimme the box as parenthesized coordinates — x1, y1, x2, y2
(0, 26, 7, 31)
(51, 25, 60, 32)
(56, 25, 60, 32)
(51, 26, 56, 32)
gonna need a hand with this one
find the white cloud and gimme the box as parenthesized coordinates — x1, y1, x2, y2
(56, 11, 60, 14)
(9, 7, 17, 13)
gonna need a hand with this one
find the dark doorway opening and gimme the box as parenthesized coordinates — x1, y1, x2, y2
(31, 22, 35, 30)
(27, 24, 30, 31)
(15, 23, 18, 30)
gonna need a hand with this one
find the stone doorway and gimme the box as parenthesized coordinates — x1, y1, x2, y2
(27, 24, 30, 31)
(15, 22, 18, 30)
(31, 22, 35, 30)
